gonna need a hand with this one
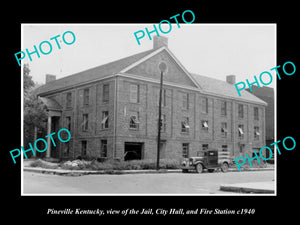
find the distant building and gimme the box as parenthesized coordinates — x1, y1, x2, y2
(246, 86, 274, 159)
(36, 36, 267, 161)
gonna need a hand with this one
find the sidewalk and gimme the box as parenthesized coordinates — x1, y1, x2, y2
(23, 166, 274, 176)
(220, 181, 275, 194)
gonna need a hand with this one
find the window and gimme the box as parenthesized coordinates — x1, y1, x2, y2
(101, 111, 109, 129)
(221, 101, 227, 116)
(182, 92, 189, 110)
(201, 97, 208, 113)
(254, 107, 259, 120)
(201, 120, 209, 131)
(222, 145, 228, 152)
(83, 88, 89, 105)
(252, 148, 260, 157)
(238, 124, 244, 138)
(66, 116, 71, 131)
(129, 112, 140, 129)
(100, 140, 107, 158)
(156, 88, 166, 107)
(202, 144, 208, 151)
(103, 84, 109, 103)
(82, 114, 89, 131)
(239, 144, 245, 153)
(238, 104, 244, 118)
(182, 143, 189, 158)
(221, 122, 228, 137)
(130, 84, 139, 103)
(254, 126, 260, 140)
(66, 92, 72, 108)
(181, 117, 190, 133)
(81, 141, 87, 156)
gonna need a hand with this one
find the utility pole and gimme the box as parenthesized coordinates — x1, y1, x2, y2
(157, 62, 167, 170)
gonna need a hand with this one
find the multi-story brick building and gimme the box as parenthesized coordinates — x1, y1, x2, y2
(36, 36, 267, 161)
(246, 86, 274, 160)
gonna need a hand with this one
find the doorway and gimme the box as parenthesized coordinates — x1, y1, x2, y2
(124, 142, 144, 161)
(51, 116, 60, 158)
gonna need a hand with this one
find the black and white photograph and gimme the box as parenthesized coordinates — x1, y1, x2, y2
(4, 5, 298, 221)
(21, 24, 276, 195)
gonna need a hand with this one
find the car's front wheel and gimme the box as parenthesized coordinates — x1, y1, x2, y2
(221, 162, 229, 172)
(195, 163, 203, 173)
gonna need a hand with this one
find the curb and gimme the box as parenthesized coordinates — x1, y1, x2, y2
(220, 182, 275, 194)
(23, 166, 274, 176)
(23, 167, 182, 176)
(228, 167, 274, 172)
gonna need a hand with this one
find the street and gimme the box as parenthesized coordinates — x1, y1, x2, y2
(23, 170, 274, 195)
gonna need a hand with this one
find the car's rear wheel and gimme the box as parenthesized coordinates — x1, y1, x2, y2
(221, 162, 229, 172)
(195, 163, 203, 173)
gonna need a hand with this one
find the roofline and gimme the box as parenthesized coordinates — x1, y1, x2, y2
(38, 70, 267, 106)
(37, 74, 116, 97)
(120, 47, 164, 73)
(120, 46, 202, 90)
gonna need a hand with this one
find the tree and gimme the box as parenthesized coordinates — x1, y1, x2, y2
(23, 64, 47, 157)
(23, 63, 34, 96)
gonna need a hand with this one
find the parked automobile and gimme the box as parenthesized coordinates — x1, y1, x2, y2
(181, 149, 231, 173)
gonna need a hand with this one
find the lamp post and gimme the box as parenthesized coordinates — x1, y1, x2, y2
(156, 62, 167, 170)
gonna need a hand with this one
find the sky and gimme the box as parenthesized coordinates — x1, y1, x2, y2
(22, 24, 276, 87)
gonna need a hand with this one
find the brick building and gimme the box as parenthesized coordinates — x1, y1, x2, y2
(246, 86, 274, 159)
(36, 36, 267, 161)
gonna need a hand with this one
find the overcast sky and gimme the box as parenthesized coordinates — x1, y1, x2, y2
(22, 24, 276, 87)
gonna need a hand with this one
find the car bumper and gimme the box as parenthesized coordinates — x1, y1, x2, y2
(181, 165, 195, 170)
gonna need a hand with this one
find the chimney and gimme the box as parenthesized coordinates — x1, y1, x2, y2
(226, 75, 236, 85)
(46, 74, 56, 84)
(153, 35, 168, 49)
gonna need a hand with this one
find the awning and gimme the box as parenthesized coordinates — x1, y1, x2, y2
(130, 116, 140, 124)
(182, 121, 190, 129)
(101, 115, 109, 124)
(221, 127, 228, 132)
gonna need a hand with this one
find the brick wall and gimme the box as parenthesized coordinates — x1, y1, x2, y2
(115, 75, 266, 161)
(43, 73, 265, 162)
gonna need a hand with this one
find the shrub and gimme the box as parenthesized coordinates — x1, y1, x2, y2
(234, 159, 269, 170)
(36, 158, 182, 171)
(89, 160, 115, 170)
(30, 159, 59, 169)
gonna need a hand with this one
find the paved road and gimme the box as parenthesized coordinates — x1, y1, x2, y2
(23, 170, 274, 195)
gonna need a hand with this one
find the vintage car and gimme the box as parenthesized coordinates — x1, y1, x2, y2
(181, 149, 231, 173)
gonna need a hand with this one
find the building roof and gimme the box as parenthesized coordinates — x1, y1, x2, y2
(191, 73, 267, 105)
(246, 85, 274, 98)
(39, 97, 62, 111)
(36, 48, 156, 95)
(36, 46, 267, 106)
